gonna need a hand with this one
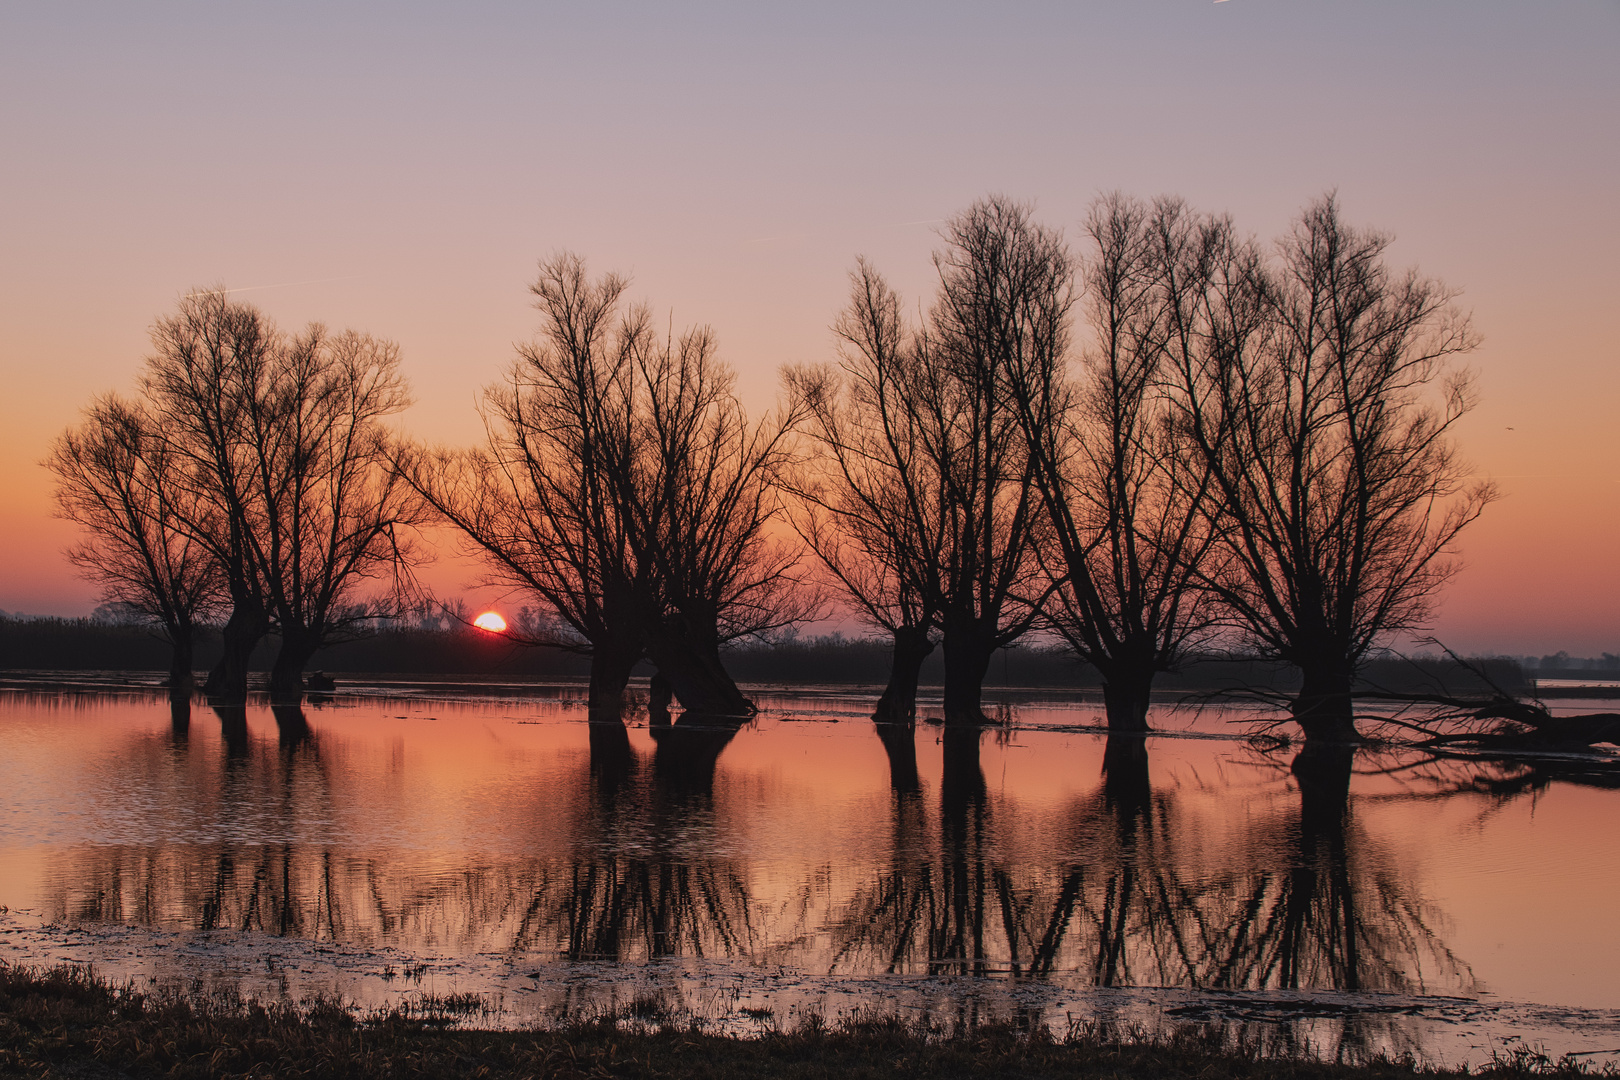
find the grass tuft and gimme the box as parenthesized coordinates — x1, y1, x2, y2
(1, 960, 1615, 1079)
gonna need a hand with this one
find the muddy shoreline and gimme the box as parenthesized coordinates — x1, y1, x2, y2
(4, 911, 1617, 1068)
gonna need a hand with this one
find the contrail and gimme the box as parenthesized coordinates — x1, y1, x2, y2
(184, 275, 362, 298)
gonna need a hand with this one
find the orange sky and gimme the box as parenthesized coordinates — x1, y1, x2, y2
(1, 2, 1616, 655)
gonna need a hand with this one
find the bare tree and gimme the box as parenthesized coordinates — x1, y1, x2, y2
(790, 199, 1066, 725)
(141, 291, 279, 701)
(400, 255, 654, 715)
(406, 255, 811, 718)
(142, 290, 419, 701)
(1163, 195, 1495, 741)
(783, 262, 947, 723)
(926, 197, 1070, 722)
(1009, 194, 1222, 731)
(620, 316, 813, 717)
(248, 325, 419, 698)
(47, 394, 223, 695)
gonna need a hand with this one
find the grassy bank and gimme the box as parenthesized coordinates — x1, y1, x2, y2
(0, 963, 1608, 1080)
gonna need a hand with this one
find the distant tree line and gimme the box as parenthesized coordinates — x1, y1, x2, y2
(50, 192, 1493, 742)
(0, 613, 1537, 703)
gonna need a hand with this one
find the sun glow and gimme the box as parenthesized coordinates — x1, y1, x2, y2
(473, 611, 507, 633)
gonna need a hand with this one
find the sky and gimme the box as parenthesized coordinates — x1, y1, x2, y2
(1, 1, 1616, 655)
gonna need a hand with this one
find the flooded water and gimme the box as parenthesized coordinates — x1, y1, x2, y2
(1, 677, 1618, 1065)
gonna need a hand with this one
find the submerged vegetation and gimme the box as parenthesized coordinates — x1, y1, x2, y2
(1, 961, 1612, 1080)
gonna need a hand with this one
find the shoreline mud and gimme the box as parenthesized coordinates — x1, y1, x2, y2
(4, 910, 1617, 1069)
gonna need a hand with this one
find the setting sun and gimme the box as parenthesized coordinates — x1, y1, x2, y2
(472, 611, 507, 634)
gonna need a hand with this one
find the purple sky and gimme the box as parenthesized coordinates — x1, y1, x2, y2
(2, 1, 1617, 653)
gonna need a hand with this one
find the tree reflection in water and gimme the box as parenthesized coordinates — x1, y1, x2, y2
(832, 727, 1473, 998)
(832, 725, 1001, 978)
(41, 707, 1473, 1002)
(213, 703, 250, 759)
(513, 712, 758, 962)
(586, 716, 635, 795)
(61, 707, 338, 940)
(271, 703, 312, 751)
(50, 708, 769, 962)
(168, 695, 190, 739)
(874, 720, 921, 794)
(1355, 743, 1620, 803)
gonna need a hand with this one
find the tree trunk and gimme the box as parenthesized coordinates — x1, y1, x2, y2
(1291, 659, 1361, 743)
(587, 642, 640, 719)
(269, 629, 322, 702)
(1100, 664, 1155, 733)
(872, 624, 933, 723)
(167, 625, 195, 699)
(642, 613, 753, 718)
(940, 610, 994, 725)
(203, 603, 268, 703)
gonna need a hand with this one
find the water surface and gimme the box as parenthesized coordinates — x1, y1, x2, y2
(1, 680, 1616, 1063)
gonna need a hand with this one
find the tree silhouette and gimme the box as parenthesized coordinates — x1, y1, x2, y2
(249, 324, 420, 698)
(399, 256, 654, 715)
(621, 314, 812, 716)
(1009, 194, 1222, 731)
(140, 291, 279, 701)
(406, 255, 811, 719)
(48, 393, 223, 696)
(1160, 196, 1493, 741)
(784, 262, 947, 723)
(137, 290, 421, 701)
(924, 198, 1068, 722)
(793, 198, 1063, 724)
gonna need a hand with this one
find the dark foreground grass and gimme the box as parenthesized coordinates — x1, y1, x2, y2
(1, 963, 1610, 1080)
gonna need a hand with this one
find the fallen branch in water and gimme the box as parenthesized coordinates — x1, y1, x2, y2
(1353, 644, 1620, 753)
